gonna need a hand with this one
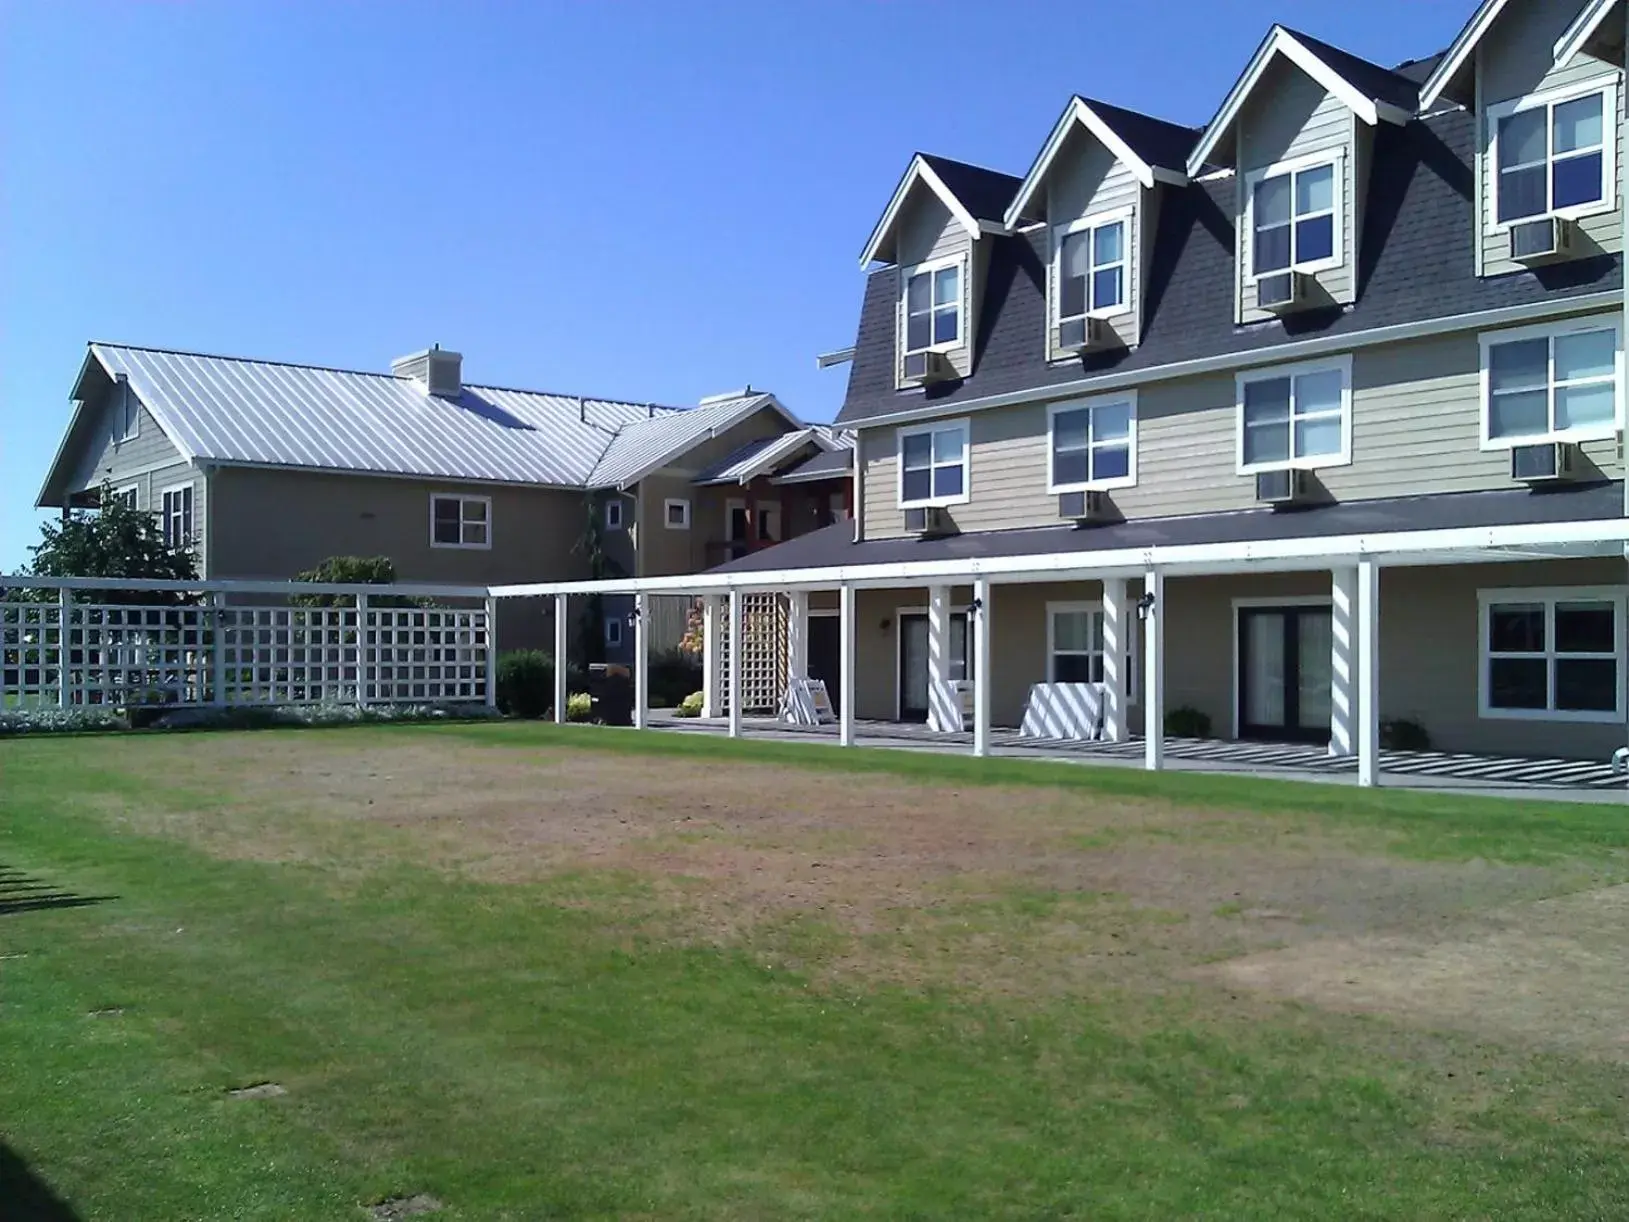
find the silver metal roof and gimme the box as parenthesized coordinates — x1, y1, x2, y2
(693, 428, 822, 486)
(586, 392, 794, 488)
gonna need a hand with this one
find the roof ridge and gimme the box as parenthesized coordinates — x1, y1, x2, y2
(1279, 24, 1415, 81)
(917, 151, 1023, 183)
(1074, 95, 1201, 134)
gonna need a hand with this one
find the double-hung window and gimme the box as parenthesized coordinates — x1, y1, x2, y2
(1055, 213, 1128, 345)
(1481, 589, 1622, 722)
(897, 419, 968, 507)
(1237, 359, 1350, 473)
(1048, 603, 1136, 699)
(1048, 394, 1135, 491)
(1492, 79, 1616, 225)
(161, 484, 194, 548)
(1250, 155, 1338, 277)
(110, 383, 139, 444)
(430, 493, 491, 549)
(903, 258, 962, 355)
(1481, 320, 1620, 446)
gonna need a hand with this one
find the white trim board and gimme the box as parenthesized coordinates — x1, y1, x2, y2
(861, 154, 991, 269)
(1554, 0, 1623, 71)
(1477, 585, 1626, 724)
(1420, 0, 1511, 110)
(1005, 97, 1189, 228)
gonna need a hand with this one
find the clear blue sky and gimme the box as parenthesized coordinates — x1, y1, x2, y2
(0, 0, 1473, 569)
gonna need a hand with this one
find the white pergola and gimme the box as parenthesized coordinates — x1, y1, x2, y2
(492, 515, 1629, 788)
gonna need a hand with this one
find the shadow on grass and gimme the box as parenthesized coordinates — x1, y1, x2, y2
(0, 1143, 81, 1221)
(0, 866, 114, 917)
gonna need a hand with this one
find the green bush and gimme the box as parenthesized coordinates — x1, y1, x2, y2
(1164, 706, 1212, 739)
(496, 651, 551, 719)
(290, 556, 424, 608)
(565, 692, 593, 723)
(1381, 717, 1431, 751)
(674, 691, 705, 718)
(648, 648, 702, 709)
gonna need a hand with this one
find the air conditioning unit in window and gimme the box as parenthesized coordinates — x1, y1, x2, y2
(1511, 441, 1578, 482)
(903, 505, 951, 537)
(901, 350, 955, 386)
(1509, 217, 1574, 264)
(1256, 468, 1311, 506)
(1056, 317, 1112, 355)
(1256, 271, 1310, 313)
(1057, 490, 1111, 525)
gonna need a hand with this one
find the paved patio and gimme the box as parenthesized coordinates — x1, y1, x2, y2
(648, 713, 1629, 802)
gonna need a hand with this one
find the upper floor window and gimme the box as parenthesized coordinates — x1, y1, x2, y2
(110, 384, 139, 444)
(1236, 358, 1350, 473)
(1480, 320, 1620, 447)
(430, 493, 491, 549)
(1055, 213, 1128, 342)
(1480, 588, 1622, 723)
(107, 485, 138, 511)
(161, 484, 194, 548)
(1248, 154, 1339, 278)
(897, 419, 969, 507)
(1492, 80, 1616, 226)
(903, 258, 961, 354)
(664, 498, 690, 530)
(1048, 394, 1136, 492)
(604, 498, 625, 531)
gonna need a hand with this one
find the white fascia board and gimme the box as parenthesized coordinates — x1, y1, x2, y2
(859, 155, 985, 268)
(1003, 98, 1167, 229)
(1555, 0, 1623, 69)
(487, 517, 1629, 599)
(610, 395, 801, 491)
(836, 291, 1622, 433)
(87, 345, 199, 465)
(726, 429, 817, 485)
(1419, 0, 1509, 110)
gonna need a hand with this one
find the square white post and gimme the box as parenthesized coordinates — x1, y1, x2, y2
(1101, 577, 1128, 743)
(701, 595, 722, 718)
(1330, 566, 1357, 757)
(354, 592, 370, 709)
(553, 593, 569, 724)
(483, 595, 499, 710)
(1143, 568, 1165, 771)
(838, 583, 856, 747)
(1357, 559, 1381, 787)
(972, 576, 992, 757)
(787, 589, 809, 691)
(57, 587, 72, 709)
(926, 584, 954, 732)
(728, 589, 744, 739)
(633, 592, 649, 729)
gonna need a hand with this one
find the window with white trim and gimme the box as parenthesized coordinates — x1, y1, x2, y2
(430, 493, 491, 549)
(110, 383, 139, 444)
(1237, 359, 1350, 472)
(897, 420, 969, 507)
(1055, 214, 1128, 344)
(1481, 589, 1622, 722)
(1491, 79, 1616, 226)
(664, 498, 690, 530)
(1049, 395, 1135, 492)
(1248, 156, 1339, 277)
(1481, 320, 1621, 446)
(605, 617, 623, 648)
(902, 258, 962, 355)
(604, 498, 625, 531)
(1048, 603, 1136, 699)
(107, 485, 138, 511)
(161, 484, 194, 548)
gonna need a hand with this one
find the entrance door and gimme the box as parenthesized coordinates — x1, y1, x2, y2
(898, 612, 970, 722)
(1238, 606, 1332, 743)
(807, 615, 841, 715)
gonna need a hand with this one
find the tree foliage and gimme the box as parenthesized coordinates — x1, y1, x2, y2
(290, 555, 422, 607)
(24, 484, 197, 604)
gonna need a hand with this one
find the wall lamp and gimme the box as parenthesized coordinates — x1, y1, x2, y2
(1136, 592, 1156, 622)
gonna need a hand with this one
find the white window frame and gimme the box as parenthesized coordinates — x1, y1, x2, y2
(429, 492, 493, 551)
(604, 616, 624, 649)
(109, 484, 138, 510)
(1047, 392, 1138, 494)
(1234, 355, 1353, 475)
(1478, 316, 1623, 449)
(604, 498, 625, 531)
(1052, 207, 1134, 334)
(896, 418, 971, 509)
(1242, 149, 1345, 285)
(1478, 586, 1625, 724)
(110, 384, 140, 444)
(899, 252, 966, 357)
(159, 482, 195, 549)
(1487, 75, 1619, 233)
(1045, 601, 1137, 702)
(663, 498, 691, 530)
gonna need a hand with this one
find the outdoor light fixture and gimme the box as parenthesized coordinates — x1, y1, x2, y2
(1136, 592, 1156, 621)
(968, 597, 984, 615)
(626, 606, 641, 627)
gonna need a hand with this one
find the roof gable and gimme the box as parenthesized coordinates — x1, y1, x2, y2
(859, 153, 1021, 268)
(587, 393, 803, 489)
(1554, 0, 1625, 73)
(1418, 0, 1510, 108)
(1187, 25, 1418, 175)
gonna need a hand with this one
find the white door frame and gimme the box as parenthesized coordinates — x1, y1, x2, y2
(893, 602, 971, 721)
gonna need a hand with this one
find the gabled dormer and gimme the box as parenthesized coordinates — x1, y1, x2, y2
(1421, 0, 1624, 279)
(859, 153, 1022, 392)
(1004, 97, 1196, 362)
(1188, 26, 1418, 325)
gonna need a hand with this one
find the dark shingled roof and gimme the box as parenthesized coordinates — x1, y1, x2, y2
(837, 106, 1621, 426)
(918, 154, 1023, 224)
(1390, 51, 1447, 87)
(1284, 27, 1423, 111)
(1075, 97, 1199, 174)
(709, 483, 1624, 575)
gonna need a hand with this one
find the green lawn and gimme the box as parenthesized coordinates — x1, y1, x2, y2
(3, 724, 1629, 1220)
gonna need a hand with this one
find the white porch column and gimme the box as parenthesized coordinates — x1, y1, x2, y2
(633, 592, 649, 729)
(1143, 568, 1165, 771)
(1330, 566, 1357, 757)
(838, 583, 856, 747)
(701, 595, 722, 718)
(926, 584, 955, 732)
(1101, 577, 1128, 743)
(1357, 559, 1381, 787)
(787, 589, 809, 691)
(553, 593, 568, 724)
(972, 576, 992, 757)
(727, 589, 744, 739)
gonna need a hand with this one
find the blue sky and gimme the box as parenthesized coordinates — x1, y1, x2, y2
(0, 0, 1474, 569)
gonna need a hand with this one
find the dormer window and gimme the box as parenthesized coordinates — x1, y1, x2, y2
(1492, 82, 1614, 225)
(1056, 215, 1128, 343)
(1249, 156, 1338, 277)
(904, 258, 961, 354)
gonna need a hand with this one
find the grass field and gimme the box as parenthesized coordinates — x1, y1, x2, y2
(4, 723, 1629, 1220)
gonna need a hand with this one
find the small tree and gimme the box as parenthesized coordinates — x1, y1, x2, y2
(289, 555, 421, 607)
(24, 484, 198, 604)
(572, 495, 628, 666)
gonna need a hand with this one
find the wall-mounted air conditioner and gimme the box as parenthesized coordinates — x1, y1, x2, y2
(903, 505, 951, 536)
(1256, 271, 1310, 313)
(1057, 489, 1110, 524)
(1255, 468, 1310, 505)
(1509, 217, 1574, 264)
(1511, 441, 1577, 482)
(1056, 317, 1111, 354)
(901, 350, 955, 386)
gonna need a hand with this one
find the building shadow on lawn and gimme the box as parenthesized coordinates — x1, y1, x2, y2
(0, 866, 114, 917)
(0, 1143, 82, 1221)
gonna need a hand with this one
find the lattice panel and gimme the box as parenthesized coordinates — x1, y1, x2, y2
(219, 606, 361, 705)
(1, 601, 65, 706)
(364, 606, 490, 704)
(67, 604, 211, 706)
(735, 593, 787, 714)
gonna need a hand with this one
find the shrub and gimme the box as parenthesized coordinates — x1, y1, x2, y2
(496, 650, 551, 719)
(565, 692, 593, 723)
(674, 691, 705, 718)
(290, 556, 423, 608)
(648, 648, 702, 709)
(1381, 717, 1431, 751)
(1164, 706, 1212, 739)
